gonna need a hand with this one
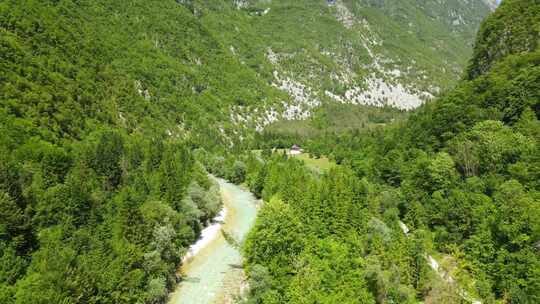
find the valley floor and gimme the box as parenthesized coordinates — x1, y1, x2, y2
(168, 179, 258, 304)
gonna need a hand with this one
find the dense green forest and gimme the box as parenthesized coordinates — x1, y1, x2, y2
(235, 1, 540, 303)
(0, 0, 248, 302)
(0, 0, 537, 304)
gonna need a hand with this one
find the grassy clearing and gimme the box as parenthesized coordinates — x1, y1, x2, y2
(254, 149, 337, 172)
(293, 153, 336, 172)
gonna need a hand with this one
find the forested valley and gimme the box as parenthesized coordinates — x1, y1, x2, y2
(1, 0, 539, 304)
(236, 1, 540, 303)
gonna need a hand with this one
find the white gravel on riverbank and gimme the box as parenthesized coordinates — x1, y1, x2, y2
(182, 208, 227, 264)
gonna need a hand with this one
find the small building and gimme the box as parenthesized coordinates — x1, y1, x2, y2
(290, 144, 302, 155)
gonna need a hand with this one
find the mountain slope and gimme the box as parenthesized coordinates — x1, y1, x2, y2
(193, 0, 492, 129)
(0, 0, 290, 147)
(0, 1, 263, 303)
(0, 0, 492, 142)
(0, 1, 496, 303)
(292, 1, 539, 302)
(467, 0, 540, 79)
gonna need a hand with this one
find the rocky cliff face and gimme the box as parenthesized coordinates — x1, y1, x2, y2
(193, 0, 492, 131)
(1, 0, 492, 149)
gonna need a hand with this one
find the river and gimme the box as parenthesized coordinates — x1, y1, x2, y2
(168, 178, 259, 304)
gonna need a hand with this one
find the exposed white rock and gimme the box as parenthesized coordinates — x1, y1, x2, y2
(255, 107, 280, 131)
(332, 0, 355, 29)
(326, 74, 431, 110)
(266, 48, 279, 65)
(450, 9, 467, 26)
(272, 71, 321, 119)
(399, 221, 410, 235)
(389, 69, 401, 77)
(428, 255, 440, 273)
(229, 21, 436, 134)
(325, 90, 345, 103)
(229, 70, 322, 131)
(323, 27, 432, 111)
(134, 80, 151, 100)
(233, 0, 248, 9)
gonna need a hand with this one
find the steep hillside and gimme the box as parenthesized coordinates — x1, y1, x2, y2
(0, 0, 491, 142)
(0, 1, 263, 303)
(467, 0, 540, 79)
(0, 1, 495, 303)
(0, 0, 289, 148)
(194, 0, 492, 130)
(285, 1, 539, 302)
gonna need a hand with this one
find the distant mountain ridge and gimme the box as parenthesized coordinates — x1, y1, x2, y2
(0, 0, 493, 147)
(193, 0, 493, 131)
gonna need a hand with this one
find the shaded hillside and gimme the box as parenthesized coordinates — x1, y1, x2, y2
(467, 0, 540, 79)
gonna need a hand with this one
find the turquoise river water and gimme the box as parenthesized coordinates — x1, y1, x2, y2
(168, 178, 258, 304)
